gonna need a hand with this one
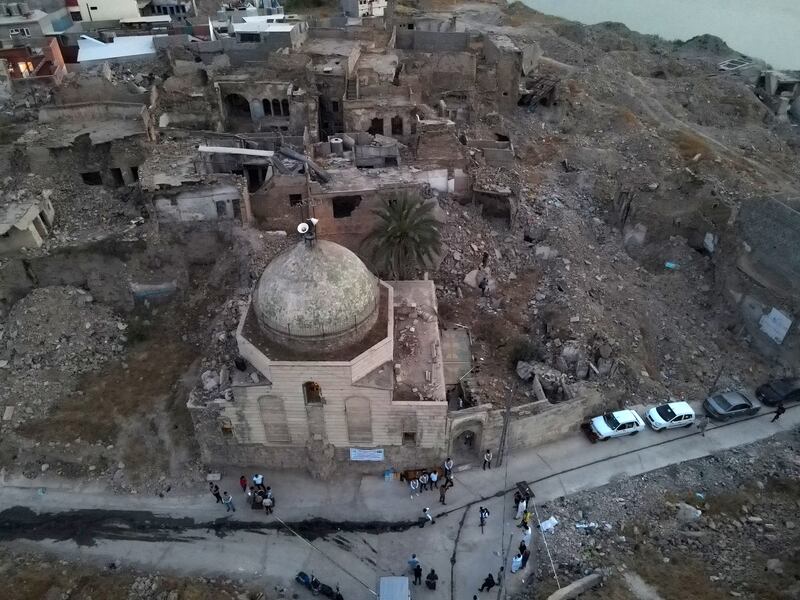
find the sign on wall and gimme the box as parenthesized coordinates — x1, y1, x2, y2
(349, 448, 385, 461)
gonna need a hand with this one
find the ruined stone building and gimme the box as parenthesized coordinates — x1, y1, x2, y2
(189, 233, 448, 472)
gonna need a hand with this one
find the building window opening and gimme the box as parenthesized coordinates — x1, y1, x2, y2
(215, 200, 228, 218)
(289, 194, 303, 206)
(402, 431, 417, 446)
(281, 99, 290, 116)
(368, 117, 384, 136)
(110, 167, 125, 187)
(303, 381, 322, 404)
(263, 99, 272, 116)
(81, 171, 103, 185)
(272, 98, 282, 116)
(391, 115, 403, 136)
(331, 195, 362, 218)
(384, 156, 398, 167)
(225, 93, 251, 121)
(331, 100, 339, 113)
(131, 166, 140, 181)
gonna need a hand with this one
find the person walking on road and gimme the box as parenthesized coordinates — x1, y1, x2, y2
(430, 470, 439, 489)
(696, 416, 708, 436)
(479, 506, 490, 533)
(239, 475, 247, 493)
(252, 474, 266, 492)
(419, 471, 429, 492)
(413, 563, 422, 586)
(263, 495, 273, 515)
(521, 524, 532, 547)
(511, 554, 523, 573)
(439, 483, 448, 505)
(222, 491, 235, 512)
(478, 573, 496, 592)
(772, 402, 786, 422)
(210, 482, 222, 503)
(422, 507, 434, 526)
(409, 477, 420, 499)
(483, 449, 493, 470)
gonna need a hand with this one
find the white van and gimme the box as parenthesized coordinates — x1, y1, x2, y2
(379, 577, 411, 600)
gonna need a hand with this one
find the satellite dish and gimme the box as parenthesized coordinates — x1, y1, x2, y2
(297, 222, 309, 234)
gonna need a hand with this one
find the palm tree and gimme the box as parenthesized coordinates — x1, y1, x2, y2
(363, 194, 441, 280)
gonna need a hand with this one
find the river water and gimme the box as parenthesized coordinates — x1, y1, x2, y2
(520, 0, 800, 70)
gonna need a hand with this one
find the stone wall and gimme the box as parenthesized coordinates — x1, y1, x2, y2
(447, 387, 607, 459)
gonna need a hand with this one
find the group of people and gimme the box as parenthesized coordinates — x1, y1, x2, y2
(241, 473, 275, 514)
(407, 554, 439, 590)
(408, 457, 457, 505)
(207, 473, 275, 515)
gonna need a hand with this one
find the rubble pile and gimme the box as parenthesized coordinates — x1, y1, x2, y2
(3, 285, 127, 373)
(528, 432, 800, 599)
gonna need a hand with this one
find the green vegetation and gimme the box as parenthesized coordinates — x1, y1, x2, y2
(363, 194, 441, 280)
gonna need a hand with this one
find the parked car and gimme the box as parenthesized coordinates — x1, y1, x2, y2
(703, 390, 760, 420)
(645, 401, 695, 431)
(756, 378, 800, 406)
(585, 409, 645, 441)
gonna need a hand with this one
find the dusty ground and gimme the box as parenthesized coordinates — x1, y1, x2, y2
(521, 430, 800, 600)
(0, 546, 259, 600)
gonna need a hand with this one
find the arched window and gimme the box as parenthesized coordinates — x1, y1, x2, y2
(272, 98, 282, 116)
(391, 115, 403, 136)
(225, 93, 251, 120)
(303, 381, 322, 404)
(262, 99, 272, 116)
(281, 99, 290, 116)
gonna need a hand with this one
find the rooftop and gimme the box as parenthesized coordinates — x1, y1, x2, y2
(0, 9, 47, 26)
(390, 280, 446, 402)
(0, 198, 43, 235)
(233, 19, 296, 34)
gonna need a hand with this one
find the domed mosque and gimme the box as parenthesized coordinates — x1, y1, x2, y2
(192, 219, 449, 473)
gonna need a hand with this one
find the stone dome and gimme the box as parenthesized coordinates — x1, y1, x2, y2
(252, 240, 380, 350)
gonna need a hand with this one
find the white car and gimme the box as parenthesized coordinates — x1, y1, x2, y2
(645, 401, 695, 431)
(588, 409, 645, 441)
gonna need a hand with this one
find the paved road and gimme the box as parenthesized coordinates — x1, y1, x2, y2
(0, 402, 797, 600)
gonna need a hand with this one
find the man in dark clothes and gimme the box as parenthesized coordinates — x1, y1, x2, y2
(772, 402, 786, 422)
(439, 484, 447, 505)
(413, 564, 423, 586)
(478, 573, 496, 592)
(521, 548, 531, 569)
(425, 569, 438, 590)
(209, 482, 222, 503)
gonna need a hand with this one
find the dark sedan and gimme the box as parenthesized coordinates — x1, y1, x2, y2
(756, 378, 800, 406)
(703, 391, 760, 420)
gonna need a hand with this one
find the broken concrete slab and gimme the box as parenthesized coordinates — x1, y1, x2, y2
(546, 573, 603, 600)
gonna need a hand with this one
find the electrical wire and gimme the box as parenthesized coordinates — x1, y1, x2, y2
(273, 515, 378, 597)
(528, 500, 560, 590)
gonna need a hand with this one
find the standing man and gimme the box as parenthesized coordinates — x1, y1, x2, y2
(696, 416, 708, 437)
(253, 473, 266, 492)
(413, 563, 423, 586)
(419, 471, 429, 492)
(239, 475, 248, 493)
(483, 449, 493, 470)
(521, 548, 531, 570)
(222, 491, 236, 512)
(409, 477, 420, 499)
(407, 554, 420, 573)
(439, 483, 448, 505)
(444, 457, 454, 485)
(430, 470, 439, 489)
(772, 402, 786, 423)
(209, 482, 222, 504)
